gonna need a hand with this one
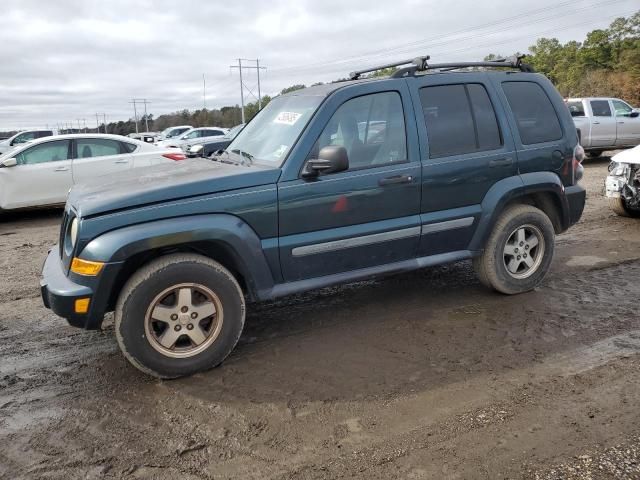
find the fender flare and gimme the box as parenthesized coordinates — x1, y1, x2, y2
(469, 172, 570, 251)
(79, 214, 276, 300)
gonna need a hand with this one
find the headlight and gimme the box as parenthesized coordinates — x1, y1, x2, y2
(70, 218, 78, 247)
(190, 144, 204, 154)
(612, 163, 629, 177)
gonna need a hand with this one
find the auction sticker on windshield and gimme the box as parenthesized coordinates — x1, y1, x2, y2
(274, 111, 302, 125)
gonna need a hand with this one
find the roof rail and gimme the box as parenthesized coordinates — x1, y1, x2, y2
(349, 55, 534, 80)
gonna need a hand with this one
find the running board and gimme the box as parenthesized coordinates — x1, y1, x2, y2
(261, 250, 474, 300)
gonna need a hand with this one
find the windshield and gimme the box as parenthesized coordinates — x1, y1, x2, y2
(226, 124, 244, 139)
(227, 95, 323, 166)
(167, 127, 190, 138)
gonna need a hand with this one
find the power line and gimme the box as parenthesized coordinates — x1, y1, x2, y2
(268, 0, 630, 77)
(230, 58, 267, 123)
(129, 99, 151, 133)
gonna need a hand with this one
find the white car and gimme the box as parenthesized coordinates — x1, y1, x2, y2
(0, 129, 55, 155)
(0, 134, 187, 211)
(157, 127, 228, 150)
(605, 145, 640, 217)
(156, 125, 193, 142)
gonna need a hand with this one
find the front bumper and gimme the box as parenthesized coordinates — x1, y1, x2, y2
(40, 247, 119, 329)
(565, 184, 586, 226)
(605, 175, 624, 198)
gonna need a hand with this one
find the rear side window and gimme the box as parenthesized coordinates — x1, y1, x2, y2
(76, 138, 122, 158)
(567, 101, 585, 117)
(590, 100, 611, 117)
(121, 142, 138, 153)
(502, 82, 563, 145)
(419, 83, 502, 158)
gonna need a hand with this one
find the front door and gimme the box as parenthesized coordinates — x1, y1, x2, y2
(278, 86, 422, 282)
(589, 99, 617, 147)
(71, 137, 132, 184)
(0, 139, 73, 209)
(612, 99, 640, 147)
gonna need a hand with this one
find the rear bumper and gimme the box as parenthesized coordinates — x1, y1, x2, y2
(565, 184, 586, 227)
(40, 247, 120, 330)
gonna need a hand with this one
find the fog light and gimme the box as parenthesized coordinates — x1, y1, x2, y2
(75, 298, 90, 314)
(71, 258, 104, 276)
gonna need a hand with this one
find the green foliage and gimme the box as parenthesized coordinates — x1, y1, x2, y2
(490, 11, 640, 104)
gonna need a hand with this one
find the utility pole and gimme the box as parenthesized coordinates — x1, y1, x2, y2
(203, 74, 206, 110)
(95, 113, 100, 132)
(130, 99, 151, 133)
(103, 113, 107, 133)
(230, 58, 267, 123)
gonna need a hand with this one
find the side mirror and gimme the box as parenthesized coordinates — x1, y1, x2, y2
(302, 145, 349, 178)
(630, 111, 639, 118)
(0, 157, 17, 168)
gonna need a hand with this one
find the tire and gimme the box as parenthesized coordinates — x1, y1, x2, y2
(587, 150, 603, 158)
(115, 253, 245, 379)
(608, 196, 640, 218)
(473, 204, 555, 295)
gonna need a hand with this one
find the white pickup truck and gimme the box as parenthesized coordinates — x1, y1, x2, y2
(566, 97, 640, 158)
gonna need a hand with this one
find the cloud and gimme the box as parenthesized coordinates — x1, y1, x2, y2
(0, 0, 636, 130)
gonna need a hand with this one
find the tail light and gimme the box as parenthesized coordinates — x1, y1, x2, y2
(162, 153, 187, 161)
(573, 144, 585, 183)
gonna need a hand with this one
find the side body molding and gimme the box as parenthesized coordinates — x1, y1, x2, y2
(468, 172, 569, 252)
(80, 214, 277, 300)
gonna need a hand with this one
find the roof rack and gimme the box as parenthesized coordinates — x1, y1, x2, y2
(348, 55, 534, 80)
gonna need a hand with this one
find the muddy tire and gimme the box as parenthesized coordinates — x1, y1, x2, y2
(608, 196, 640, 218)
(115, 253, 245, 379)
(473, 205, 555, 295)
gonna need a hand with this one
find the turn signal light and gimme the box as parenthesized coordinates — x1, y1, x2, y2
(75, 298, 91, 314)
(71, 258, 104, 276)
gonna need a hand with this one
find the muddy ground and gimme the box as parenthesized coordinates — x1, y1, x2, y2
(0, 156, 639, 480)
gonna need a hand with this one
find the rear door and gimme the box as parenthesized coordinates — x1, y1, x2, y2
(612, 99, 640, 146)
(71, 137, 132, 184)
(409, 74, 516, 256)
(588, 99, 617, 147)
(0, 139, 72, 209)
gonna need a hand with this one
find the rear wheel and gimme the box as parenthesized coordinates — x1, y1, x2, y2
(608, 196, 640, 217)
(587, 150, 603, 158)
(474, 205, 555, 295)
(115, 253, 245, 378)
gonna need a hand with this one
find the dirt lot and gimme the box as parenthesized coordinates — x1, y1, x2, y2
(1, 156, 639, 480)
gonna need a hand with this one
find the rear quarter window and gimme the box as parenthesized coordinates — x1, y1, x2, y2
(502, 82, 563, 145)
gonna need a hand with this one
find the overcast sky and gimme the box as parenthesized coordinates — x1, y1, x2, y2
(0, 0, 637, 131)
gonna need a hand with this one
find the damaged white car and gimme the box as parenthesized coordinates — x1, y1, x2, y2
(606, 145, 640, 217)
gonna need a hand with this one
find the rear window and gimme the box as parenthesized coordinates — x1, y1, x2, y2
(502, 82, 563, 145)
(567, 101, 585, 117)
(419, 83, 502, 158)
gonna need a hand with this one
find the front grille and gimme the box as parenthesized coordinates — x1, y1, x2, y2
(59, 210, 69, 258)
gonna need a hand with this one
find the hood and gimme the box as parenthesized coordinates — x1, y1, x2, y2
(612, 145, 640, 165)
(68, 158, 281, 218)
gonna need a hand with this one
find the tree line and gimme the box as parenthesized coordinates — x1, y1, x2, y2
(2, 11, 638, 138)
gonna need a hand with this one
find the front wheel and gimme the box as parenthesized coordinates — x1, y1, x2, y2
(115, 253, 245, 378)
(608, 196, 640, 218)
(474, 205, 555, 295)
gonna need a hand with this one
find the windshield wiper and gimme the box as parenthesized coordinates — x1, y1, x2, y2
(230, 149, 255, 166)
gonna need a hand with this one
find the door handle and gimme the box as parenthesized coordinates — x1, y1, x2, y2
(489, 158, 513, 168)
(593, 121, 600, 124)
(378, 174, 413, 186)
(54, 167, 69, 172)
(114, 159, 129, 164)
(618, 121, 625, 124)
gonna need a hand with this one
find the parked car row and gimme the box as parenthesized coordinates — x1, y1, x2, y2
(0, 129, 55, 154)
(0, 134, 186, 210)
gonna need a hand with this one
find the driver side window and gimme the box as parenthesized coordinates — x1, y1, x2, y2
(16, 140, 71, 165)
(612, 100, 633, 117)
(310, 91, 407, 171)
(12, 132, 36, 145)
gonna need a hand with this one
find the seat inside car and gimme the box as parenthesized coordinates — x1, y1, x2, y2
(81, 145, 92, 158)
